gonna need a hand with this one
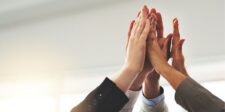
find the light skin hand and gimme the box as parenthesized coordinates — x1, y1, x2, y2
(127, 7, 154, 91)
(128, 8, 172, 92)
(112, 6, 151, 92)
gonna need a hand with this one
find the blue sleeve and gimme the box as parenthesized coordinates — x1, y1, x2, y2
(141, 87, 165, 106)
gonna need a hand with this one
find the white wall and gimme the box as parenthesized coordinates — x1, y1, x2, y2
(0, 0, 224, 112)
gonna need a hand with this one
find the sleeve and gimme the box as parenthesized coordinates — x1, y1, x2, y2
(175, 77, 225, 112)
(139, 87, 168, 112)
(71, 77, 129, 112)
(120, 90, 141, 112)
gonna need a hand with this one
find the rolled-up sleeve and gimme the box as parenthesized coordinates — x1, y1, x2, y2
(139, 87, 168, 112)
(175, 77, 225, 112)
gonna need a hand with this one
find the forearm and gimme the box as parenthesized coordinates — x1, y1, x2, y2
(143, 81, 160, 99)
(143, 71, 160, 99)
(129, 68, 151, 91)
(160, 64, 187, 90)
(140, 81, 168, 112)
(112, 66, 140, 92)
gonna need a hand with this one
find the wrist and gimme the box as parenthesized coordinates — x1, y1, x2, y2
(160, 65, 188, 90)
(143, 79, 160, 99)
(122, 64, 141, 75)
(147, 70, 160, 80)
(112, 66, 140, 92)
(158, 63, 171, 75)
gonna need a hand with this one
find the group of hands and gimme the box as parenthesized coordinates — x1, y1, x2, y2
(115, 5, 190, 96)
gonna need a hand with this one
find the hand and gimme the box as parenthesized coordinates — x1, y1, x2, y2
(143, 10, 172, 98)
(147, 13, 169, 74)
(124, 5, 151, 74)
(146, 9, 172, 79)
(127, 7, 154, 91)
(112, 6, 152, 92)
(171, 18, 188, 76)
(128, 8, 171, 91)
(127, 9, 154, 74)
(147, 16, 187, 89)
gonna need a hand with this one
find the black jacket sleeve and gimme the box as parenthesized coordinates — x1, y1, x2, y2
(175, 77, 225, 112)
(71, 77, 129, 112)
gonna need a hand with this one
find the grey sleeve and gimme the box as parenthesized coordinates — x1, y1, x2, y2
(120, 90, 141, 112)
(175, 77, 225, 112)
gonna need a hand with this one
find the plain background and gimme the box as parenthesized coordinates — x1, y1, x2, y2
(0, 0, 224, 112)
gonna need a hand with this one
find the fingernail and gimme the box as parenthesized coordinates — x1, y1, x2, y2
(173, 18, 177, 23)
(173, 18, 179, 28)
(150, 8, 157, 14)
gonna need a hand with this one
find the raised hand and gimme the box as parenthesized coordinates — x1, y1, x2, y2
(146, 9, 172, 78)
(147, 16, 187, 90)
(147, 13, 168, 74)
(171, 18, 188, 76)
(113, 5, 152, 92)
(125, 5, 150, 74)
(143, 10, 172, 98)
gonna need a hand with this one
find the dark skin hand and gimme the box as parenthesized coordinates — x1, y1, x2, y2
(127, 8, 188, 98)
(143, 9, 172, 99)
(171, 18, 188, 76)
(147, 13, 187, 90)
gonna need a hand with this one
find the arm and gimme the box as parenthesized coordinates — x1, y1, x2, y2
(120, 7, 157, 112)
(120, 9, 171, 112)
(140, 71, 168, 112)
(148, 17, 225, 112)
(172, 18, 225, 112)
(71, 5, 151, 112)
(140, 11, 170, 112)
(175, 77, 225, 112)
(147, 15, 187, 90)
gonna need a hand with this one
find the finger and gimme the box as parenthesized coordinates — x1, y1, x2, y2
(147, 14, 157, 40)
(126, 20, 135, 50)
(162, 35, 172, 59)
(150, 8, 157, 14)
(142, 5, 149, 19)
(158, 38, 164, 49)
(132, 6, 146, 37)
(178, 39, 185, 53)
(131, 16, 141, 37)
(128, 20, 135, 38)
(137, 11, 141, 17)
(140, 19, 151, 41)
(156, 12, 164, 38)
(149, 14, 157, 31)
(166, 34, 173, 59)
(172, 18, 180, 45)
(136, 6, 148, 37)
(162, 38, 168, 57)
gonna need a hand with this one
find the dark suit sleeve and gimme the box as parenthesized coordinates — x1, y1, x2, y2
(71, 77, 129, 112)
(175, 77, 225, 112)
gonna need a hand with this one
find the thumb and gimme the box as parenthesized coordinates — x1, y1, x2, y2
(162, 37, 171, 59)
(178, 39, 185, 53)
